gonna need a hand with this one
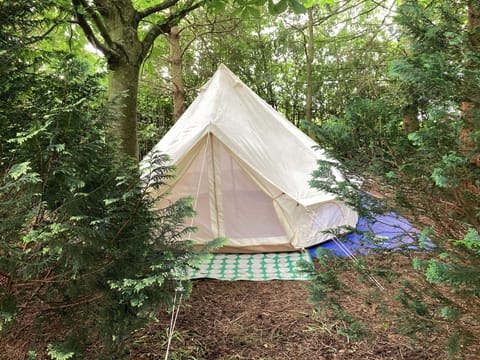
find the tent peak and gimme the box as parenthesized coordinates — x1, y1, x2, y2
(200, 64, 243, 92)
(215, 64, 241, 82)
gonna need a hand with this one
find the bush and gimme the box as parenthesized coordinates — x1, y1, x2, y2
(0, 49, 204, 358)
(306, 4, 480, 355)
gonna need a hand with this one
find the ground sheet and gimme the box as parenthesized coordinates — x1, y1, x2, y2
(187, 252, 313, 281)
(309, 211, 434, 258)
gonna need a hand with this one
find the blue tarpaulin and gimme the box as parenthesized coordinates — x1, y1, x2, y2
(308, 212, 432, 258)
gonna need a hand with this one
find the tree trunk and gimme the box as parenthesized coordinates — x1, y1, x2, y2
(460, 0, 480, 166)
(305, 7, 314, 123)
(108, 63, 140, 159)
(100, 0, 144, 160)
(72, 0, 205, 160)
(455, 1, 480, 230)
(402, 104, 419, 134)
(169, 25, 186, 122)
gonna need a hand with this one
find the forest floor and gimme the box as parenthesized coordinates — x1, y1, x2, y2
(127, 252, 477, 360)
(1, 251, 478, 359)
(129, 280, 434, 360)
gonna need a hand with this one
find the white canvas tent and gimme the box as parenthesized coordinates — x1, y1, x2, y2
(143, 64, 358, 253)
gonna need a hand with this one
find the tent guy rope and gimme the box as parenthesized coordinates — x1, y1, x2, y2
(304, 206, 385, 291)
(164, 286, 185, 360)
(166, 133, 209, 358)
(187, 131, 210, 241)
(331, 236, 385, 291)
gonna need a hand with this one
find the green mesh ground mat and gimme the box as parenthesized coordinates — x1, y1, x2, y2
(187, 252, 313, 281)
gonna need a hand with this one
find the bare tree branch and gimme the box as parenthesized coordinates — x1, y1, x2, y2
(141, 0, 206, 59)
(23, 22, 61, 46)
(79, 0, 114, 47)
(72, 0, 120, 61)
(180, 15, 242, 57)
(138, 0, 180, 19)
(286, 0, 370, 32)
(363, 0, 396, 50)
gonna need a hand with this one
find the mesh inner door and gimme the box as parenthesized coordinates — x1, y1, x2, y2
(163, 139, 215, 240)
(214, 137, 286, 240)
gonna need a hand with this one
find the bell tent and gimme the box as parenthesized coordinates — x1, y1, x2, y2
(143, 64, 358, 253)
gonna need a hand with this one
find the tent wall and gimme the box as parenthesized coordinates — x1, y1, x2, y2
(155, 134, 295, 251)
(144, 64, 359, 252)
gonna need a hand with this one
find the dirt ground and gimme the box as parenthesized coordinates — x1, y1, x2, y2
(2, 253, 478, 359)
(127, 264, 450, 360)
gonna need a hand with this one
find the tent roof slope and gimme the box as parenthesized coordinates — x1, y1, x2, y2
(149, 64, 340, 206)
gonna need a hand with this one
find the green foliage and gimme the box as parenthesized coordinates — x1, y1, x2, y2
(420, 229, 480, 296)
(157, 1, 395, 132)
(309, 157, 389, 220)
(0, 17, 206, 356)
(267, 0, 289, 14)
(455, 228, 480, 252)
(310, 97, 408, 169)
(47, 341, 76, 360)
(307, 1, 480, 358)
(298, 250, 367, 340)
